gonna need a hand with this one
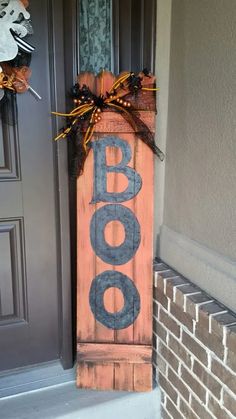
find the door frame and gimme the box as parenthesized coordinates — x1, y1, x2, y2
(48, 0, 73, 369)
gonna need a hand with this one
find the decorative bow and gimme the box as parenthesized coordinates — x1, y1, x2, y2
(52, 69, 164, 178)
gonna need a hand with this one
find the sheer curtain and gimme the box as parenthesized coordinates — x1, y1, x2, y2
(79, 0, 112, 73)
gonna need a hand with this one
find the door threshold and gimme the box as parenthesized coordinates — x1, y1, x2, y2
(0, 360, 75, 399)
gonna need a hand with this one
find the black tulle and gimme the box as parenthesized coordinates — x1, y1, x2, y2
(54, 69, 164, 178)
(69, 128, 88, 178)
(0, 90, 17, 126)
(9, 50, 32, 68)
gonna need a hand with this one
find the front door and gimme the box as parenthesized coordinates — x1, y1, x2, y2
(0, 0, 72, 372)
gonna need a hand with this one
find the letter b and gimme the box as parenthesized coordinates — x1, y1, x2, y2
(91, 136, 142, 203)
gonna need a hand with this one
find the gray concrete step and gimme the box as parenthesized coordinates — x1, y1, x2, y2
(0, 382, 161, 419)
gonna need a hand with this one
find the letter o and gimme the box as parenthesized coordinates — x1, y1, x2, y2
(90, 204, 141, 265)
(89, 270, 140, 330)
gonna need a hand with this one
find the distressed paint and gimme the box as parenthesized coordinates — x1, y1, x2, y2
(89, 270, 140, 330)
(77, 111, 154, 391)
(90, 204, 141, 265)
(91, 136, 142, 204)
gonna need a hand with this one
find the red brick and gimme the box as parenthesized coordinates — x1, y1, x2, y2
(155, 272, 165, 291)
(193, 359, 221, 399)
(175, 284, 201, 310)
(153, 334, 158, 351)
(160, 269, 179, 279)
(198, 301, 226, 331)
(170, 302, 193, 332)
(181, 365, 206, 402)
(153, 349, 167, 375)
(195, 324, 224, 359)
(153, 300, 159, 318)
(169, 334, 192, 368)
(159, 308, 180, 338)
(168, 367, 189, 401)
(200, 301, 226, 315)
(159, 340, 179, 372)
(191, 395, 213, 419)
(161, 390, 165, 403)
(227, 349, 236, 373)
(166, 276, 188, 300)
(223, 389, 236, 417)
(161, 405, 172, 419)
(186, 294, 213, 320)
(157, 270, 179, 295)
(153, 261, 168, 272)
(154, 287, 168, 310)
(166, 397, 183, 419)
(182, 330, 208, 366)
(226, 324, 236, 354)
(153, 318, 167, 344)
(179, 398, 198, 419)
(211, 312, 236, 339)
(159, 372, 178, 404)
(211, 358, 236, 394)
(208, 395, 232, 419)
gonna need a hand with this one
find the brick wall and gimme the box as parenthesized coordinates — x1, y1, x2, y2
(153, 260, 236, 419)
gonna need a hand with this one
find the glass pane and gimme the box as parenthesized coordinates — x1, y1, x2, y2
(78, 0, 112, 73)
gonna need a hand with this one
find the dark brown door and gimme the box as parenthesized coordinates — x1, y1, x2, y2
(112, 0, 156, 73)
(0, 0, 72, 372)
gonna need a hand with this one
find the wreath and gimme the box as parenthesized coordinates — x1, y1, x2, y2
(0, 0, 40, 102)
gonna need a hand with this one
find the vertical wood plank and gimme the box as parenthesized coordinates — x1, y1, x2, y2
(94, 139, 115, 343)
(77, 363, 94, 389)
(133, 364, 153, 392)
(114, 363, 134, 391)
(94, 364, 114, 390)
(114, 134, 135, 344)
(133, 138, 154, 344)
(77, 148, 96, 342)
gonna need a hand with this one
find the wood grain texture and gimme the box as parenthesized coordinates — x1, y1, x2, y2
(133, 138, 154, 344)
(93, 111, 155, 134)
(114, 363, 134, 391)
(77, 148, 96, 342)
(77, 363, 94, 389)
(94, 364, 114, 390)
(94, 139, 115, 343)
(77, 343, 152, 363)
(114, 134, 135, 345)
(77, 111, 154, 391)
(133, 364, 153, 392)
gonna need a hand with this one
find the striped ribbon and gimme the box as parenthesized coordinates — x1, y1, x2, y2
(13, 34, 35, 54)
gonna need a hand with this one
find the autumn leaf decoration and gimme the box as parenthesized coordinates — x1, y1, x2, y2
(52, 69, 164, 178)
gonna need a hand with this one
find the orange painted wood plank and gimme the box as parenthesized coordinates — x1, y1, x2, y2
(104, 144, 128, 344)
(114, 363, 134, 391)
(133, 138, 154, 345)
(94, 136, 115, 343)
(133, 364, 153, 392)
(94, 364, 114, 390)
(77, 343, 152, 364)
(93, 111, 155, 134)
(77, 148, 96, 342)
(113, 133, 135, 344)
(77, 363, 94, 389)
(77, 110, 155, 391)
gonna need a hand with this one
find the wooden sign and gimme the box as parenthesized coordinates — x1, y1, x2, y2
(77, 110, 154, 392)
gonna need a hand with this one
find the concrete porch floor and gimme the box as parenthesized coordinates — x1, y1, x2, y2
(0, 381, 161, 419)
